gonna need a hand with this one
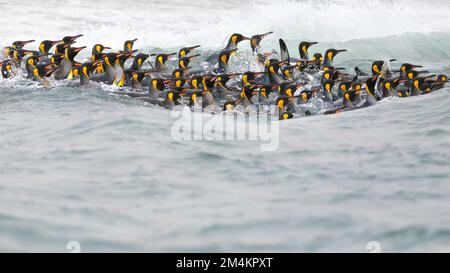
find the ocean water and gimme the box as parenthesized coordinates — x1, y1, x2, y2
(1, 0, 450, 252)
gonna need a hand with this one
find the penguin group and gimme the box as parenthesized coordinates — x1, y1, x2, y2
(1, 32, 448, 120)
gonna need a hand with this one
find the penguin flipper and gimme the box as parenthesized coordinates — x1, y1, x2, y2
(279, 39, 290, 63)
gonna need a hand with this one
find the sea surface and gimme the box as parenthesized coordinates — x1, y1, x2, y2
(1, 0, 450, 252)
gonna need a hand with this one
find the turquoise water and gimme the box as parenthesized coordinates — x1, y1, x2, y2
(1, 0, 450, 252)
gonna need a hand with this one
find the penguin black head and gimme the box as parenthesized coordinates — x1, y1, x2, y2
(178, 45, 201, 58)
(299, 41, 318, 59)
(365, 76, 378, 96)
(131, 53, 150, 70)
(250, 31, 273, 52)
(55, 42, 74, 55)
(156, 53, 177, 65)
(179, 54, 200, 69)
(223, 100, 236, 111)
(50, 54, 64, 66)
(92, 44, 111, 55)
(219, 49, 237, 65)
(216, 73, 240, 86)
(124, 39, 138, 52)
(65, 46, 86, 62)
(312, 53, 323, 67)
(227, 33, 250, 48)
(241, 71, 265, 85)
(189, 76, 202, 90)
(33, 63, 58, 79)
(131, 71, 151, 83)
(406, 70, 429, 80)
(172, 68, 187, 78)
(400, 63, 423, 75)
(323, 49, 347, 65)
(280, 112, 294, 120)
(258, 84, 275, 98)
(166, 90, 182, 104)
(371, 59, 396, 75)
(323, 80, 335, 93)
(239, 85, 259, 100)
(12, 40, 35, 49)
(39, 40, 62, 54)
(276, 96, 290, 110)
(150, 78, 167, 92)
(437, 74, 448, 82)
(62, 34, 83, 44)
(26, 56, 40, 67)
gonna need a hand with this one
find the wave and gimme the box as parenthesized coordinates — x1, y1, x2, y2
(1, 0, 450, 50)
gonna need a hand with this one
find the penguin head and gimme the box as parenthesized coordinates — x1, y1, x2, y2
(371, 61, 385, 75)
(65, 46, 86, 62)
(50, 54, 64, 66)
(151, 78, 167, 91)
(312, 53, 323, 66)
(324, 49, 347, 62)
(401, 63, 423, 74)
(26, 56, 40, 67)
(178, 45, 201, 58)
(276, 96, 290, 110)
(300, 91, 312, 103)
(339, 82, 352, 92)
(189, 76, 202, 90)
(437, 74, 448, 82)
(179, 54, 200, 69)
(166, 90, 181, 104)
(407, 70, 429, 80)
(323, 80, 335, 93)
(124, 39, 138, 52)
(92, 44, 111, 55)
(39, 40, 62, 54)
(250, 31, 273, 52)
(258, 85, 274, 98)
(280, 112, 294, 120)
(12, 40, 35, 49)
(172, 68, 187, 78)
(131, 71, 151, 83)
(299, 41, 318, 59)
(62, 34, 83, 44)
(132, 53, 150, 69)
(241, 71, 264, 85)
(156, 53, 177, 66)
(0, 60, 12, 72)
(228, 33, 250, 47)
(223, 100, 236, 111)
(55, 42, 74, 55)
(240, 85, 258, 100)
(219, 49, 238, 66)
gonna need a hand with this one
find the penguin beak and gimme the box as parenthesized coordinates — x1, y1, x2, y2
(52, 40, 63, 46)
(103, 46, 111, 50)
(336, 49, 347, 54)
(189, 45, 201, 50)
(66, 34, 83, 42)
(74, 46, 86, 52)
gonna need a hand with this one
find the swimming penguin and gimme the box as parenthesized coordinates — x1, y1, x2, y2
(218, 48, 238, 74)
(139, 90, 182, 109)
(322, 80, 336, 102)
(80, 60, 103, 86)
(178, 45, 201, 58)
(33, 63, 58, 81)
(266, 59, 287, 85)
(25, 56, 41, 78)
(155, 53, 177, 73)
(362, 76, 378, 107)
(39, 40, 62, 55)
(1, 60, 14, 79)
(98, 52, 122, 84)
(148, 78, 167, 98)
(250, 31, 273, 52)
(276, 96, 297, 115)
(322, 49, 347, 68)
(299, 41, 318, 60)
(124, 39, 138, 52)
(130, 71, 151, 89)
(213, 73, 241, 100)
(410, 75, 436, 96)
(54, 46, 85, 80)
